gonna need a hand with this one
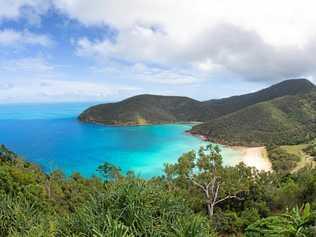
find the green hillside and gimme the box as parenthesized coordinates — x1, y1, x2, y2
(79, 94, 216, 125)
(203, 78, 315, 118)
(191, 91, 316, 146)
(79, 79, 315, 126)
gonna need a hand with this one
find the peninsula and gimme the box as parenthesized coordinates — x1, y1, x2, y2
(79, 79, 316, 147)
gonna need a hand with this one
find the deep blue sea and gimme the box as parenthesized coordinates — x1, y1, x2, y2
(0, 102, 243, 178)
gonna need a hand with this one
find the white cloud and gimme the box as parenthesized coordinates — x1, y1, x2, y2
(194, 59, 223, 73)
(77, 22, 316, 82)
(1, 0, 316, 96)
(53, 0, 316, 47)
(0, 0, 51, 20)
(90, 62, 203, 85)
(0, 57, 57, 79)
(131, 63, 201, 85)
(76, 25, 177, 64)
(0, 79, 138, 103)
(0, 56, 139, 103)
(59, 0, 316, 82)
(187, 23, 316, 81)
(0, 29, 53, 47)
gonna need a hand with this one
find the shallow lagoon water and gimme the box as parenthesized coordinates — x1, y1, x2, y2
(0, 102, 244, 178)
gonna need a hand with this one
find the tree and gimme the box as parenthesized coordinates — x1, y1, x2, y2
(97, 162, 122, 180)
(164, 144, 249, 218)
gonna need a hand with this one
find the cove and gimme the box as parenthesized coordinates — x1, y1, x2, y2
(0, 102, 246, 178)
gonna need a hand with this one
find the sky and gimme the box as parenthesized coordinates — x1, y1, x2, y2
(1, 0, 316, 103)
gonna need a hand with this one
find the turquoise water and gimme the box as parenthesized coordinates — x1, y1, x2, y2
(0, 103, 243, 178)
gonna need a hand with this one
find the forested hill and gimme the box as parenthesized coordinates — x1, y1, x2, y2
(79, 95, 215, 125)
(202, 78, 315, 118)
(79, 79, 315, 126)
(191, 91, 316, 146)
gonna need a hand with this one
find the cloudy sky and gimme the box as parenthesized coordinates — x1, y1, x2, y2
(1, 0, 316, 103)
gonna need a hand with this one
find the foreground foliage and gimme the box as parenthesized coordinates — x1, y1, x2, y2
(0, 144, 315, 236)
(246, 204, 315, 237)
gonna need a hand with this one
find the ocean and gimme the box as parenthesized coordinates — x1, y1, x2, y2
(0, 102, 244, 178)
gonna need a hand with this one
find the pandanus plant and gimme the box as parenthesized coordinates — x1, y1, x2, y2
(245, 203, 316, 237)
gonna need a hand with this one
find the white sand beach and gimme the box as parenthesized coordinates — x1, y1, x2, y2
(231, 146, 272, 171)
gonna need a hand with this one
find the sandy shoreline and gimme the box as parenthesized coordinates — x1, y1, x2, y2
(187, 132, 272, 171)
(230, 146, 272, 171)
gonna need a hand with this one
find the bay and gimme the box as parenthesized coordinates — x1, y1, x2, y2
(0, 102, 244, 178)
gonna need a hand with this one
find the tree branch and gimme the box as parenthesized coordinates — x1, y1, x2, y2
(210, 176, 217, 196)
(214, 194, 243, 205)
(213, 182, 220, 204)
(190, 177, 207, 193)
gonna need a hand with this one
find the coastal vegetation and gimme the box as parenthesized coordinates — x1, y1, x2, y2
(304, 143, 316, 158)
(267, 146, 301, 174)
(79, 95, 209, 125)
(1, 144, 315, 236)
(79, 79, 316, 147)
(191, 91, 316, 147)
(267, 142, 316, 174)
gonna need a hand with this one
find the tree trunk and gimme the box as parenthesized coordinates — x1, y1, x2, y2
(205, 190, 214, 218)
(207, 203, 214, 218)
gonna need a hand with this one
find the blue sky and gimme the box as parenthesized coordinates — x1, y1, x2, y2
(0, 0, 316, 103)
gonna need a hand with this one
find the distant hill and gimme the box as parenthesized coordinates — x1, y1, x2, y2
(203, 78, 315, 119)
(79, 95, 214, 125)
(80, 79, 314, 124)
(191, 91, 316, 146)
(79, 79, 315, 145)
